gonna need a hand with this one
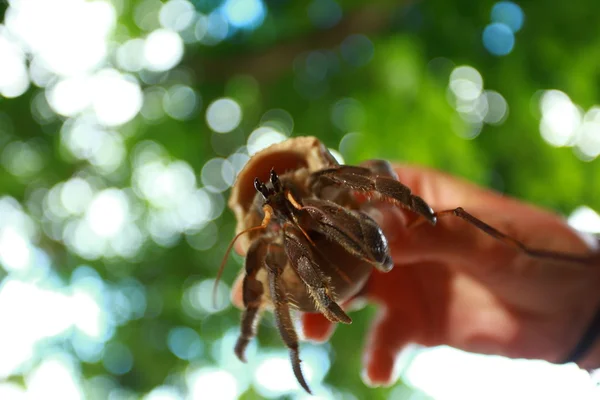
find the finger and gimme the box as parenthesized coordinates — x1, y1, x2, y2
(301, 312, 337, 342)
(362, 308, 417, 387)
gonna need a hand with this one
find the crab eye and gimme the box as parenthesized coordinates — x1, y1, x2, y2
(254, 178, 270, 199)
(270, 169, 282, 191)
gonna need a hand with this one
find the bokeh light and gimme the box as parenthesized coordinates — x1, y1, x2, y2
(247, 126, 287, 155)
(449, 66, 483, 102)
(448, 65, 509, 138)
(491, 1, 525, 33)
(167, 326, 203, 360)
(539, 90, 581, 147)
(483, 23, 515, 56)
(0, 28, 29, 98)
(159, 0, 197, 32)
(206, 98, 243, 133)
(568, 206, 600, 234)
(307, 0, 343, 29)
(187, 368, 239, 400)
(340, 34, 374, 67)
(144, 29, 184, 72)
(221, 0, 267, 30)
(163, 84, 200, 120)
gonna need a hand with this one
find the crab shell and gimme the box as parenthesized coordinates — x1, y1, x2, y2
(228, 136, 376, 310)
(228, 136, 339, 254)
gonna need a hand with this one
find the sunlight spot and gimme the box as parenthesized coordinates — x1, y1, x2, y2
(483, 90, 509, 125)
(221, 0, 266, 30)
(1, 140, 45, 179)
(167, 326, 203, 360)
(491, 1, 524, 33)
(340, 34, 374, 67)
(116, 38, 146, 72)
(201, 12, 229, 45)
(61, 178, 94, 215)
(91, 69, 143, 126)
(0, 383, 25, 400)
(86, 189, 129, 238)
(260, 109, 294, 136)
(144, 385, 182, 400)
(483, 23, 515, 56)
(103, 342, 133, 375)
(163, 85, 199, 120)
(206, 98, 242, 133)
(0, 29, 30, 98)
(159, 0, 196, 32)
(201, 158, 233, 192)
(71, 289, 104, 338)
(186, 279, 230, 314)
(0, 227, 31, 272)
(187, 368, 238, 400)
(247, 126, 286, 155)
(568, 206, 600, 234)
(539, 90, 581, 147)
(5, 0, 116, 76)
(26, 355, 83, 400)
(255, 354, 313, 396)
(450, 66, 483, 102)
(144, 29, 184, 71)
(47, 76, 92, 117)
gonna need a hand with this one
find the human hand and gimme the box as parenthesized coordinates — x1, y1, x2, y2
(299, 165, 600, 386)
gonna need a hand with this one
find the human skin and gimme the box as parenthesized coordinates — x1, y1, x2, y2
(231, 165, 600, 386)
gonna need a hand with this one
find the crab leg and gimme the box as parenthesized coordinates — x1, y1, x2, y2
(264, 246, 312, 394)
(310, 165, 436, 224)
(435, 207, 594, 264)
(283, 225, 352, 324)
(234, 237, 268, 362)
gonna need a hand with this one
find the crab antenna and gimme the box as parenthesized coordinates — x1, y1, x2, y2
(212, 205, 273, 308)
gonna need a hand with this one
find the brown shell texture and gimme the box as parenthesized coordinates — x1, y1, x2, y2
(228, 136, 338, 254)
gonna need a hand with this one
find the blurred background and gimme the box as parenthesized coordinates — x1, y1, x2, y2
(1, 0, 600, 399)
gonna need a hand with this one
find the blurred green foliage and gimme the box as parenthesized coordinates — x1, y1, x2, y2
(0, 0, 599, 399)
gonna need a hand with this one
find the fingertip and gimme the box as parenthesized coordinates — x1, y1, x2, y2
(362, 347, 397, 387)
(301, 313, 336, 342)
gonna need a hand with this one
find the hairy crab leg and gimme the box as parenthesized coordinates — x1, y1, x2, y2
(234, 237, 269, 362)
(264, 247, 312, 394)
(283, 225, 352, 324)
(309, 165, 437, 224)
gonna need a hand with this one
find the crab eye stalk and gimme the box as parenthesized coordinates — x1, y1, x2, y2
(270, 168, 282, 191)
(254, 178, 270, 199)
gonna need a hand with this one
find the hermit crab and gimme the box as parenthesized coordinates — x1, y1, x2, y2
(216, 137, 590, 393)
